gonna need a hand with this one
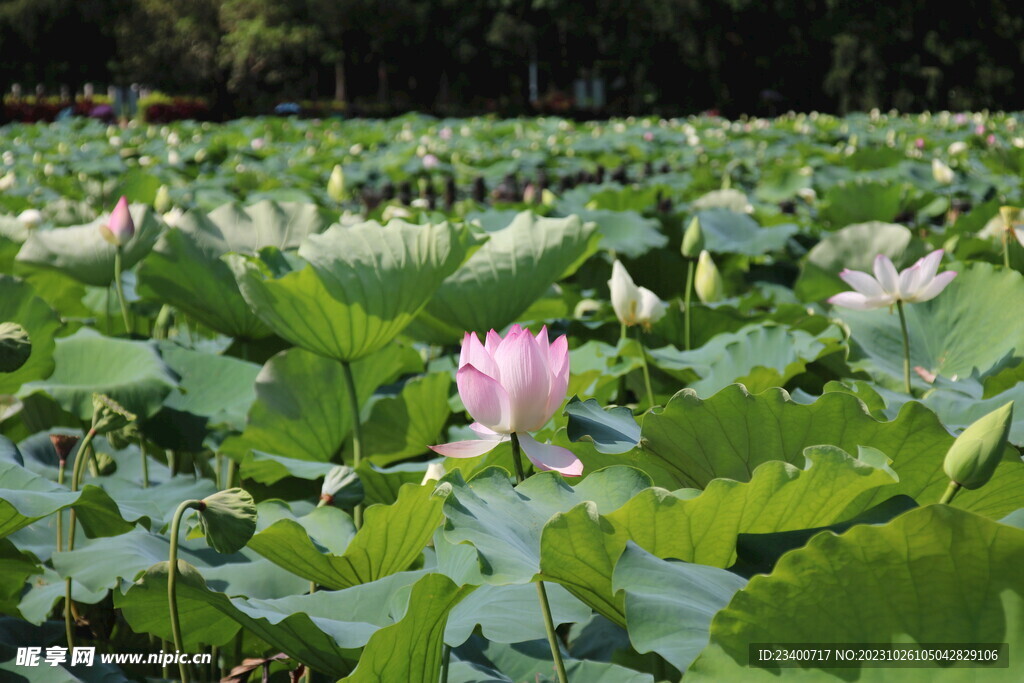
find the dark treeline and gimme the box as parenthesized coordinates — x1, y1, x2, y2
(2, 0, 1023, 118)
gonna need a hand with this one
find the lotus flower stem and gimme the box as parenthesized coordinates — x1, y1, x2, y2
(938, 480, 961, 505)
(509, 433, 528, 483)
(113, 247, 132, 333)
(441, 645, 451, 683)
(139, 436, 149, 488)
(635, 327, 655, 411)
(509, 435, 567, 683)
(168, 499, 205, 683)
(340, 360, 364, 529)
(536, 581, 569, 683)
(1002, 230, 1011, 268)
(896, 301, 912, 394)
(684, 259, 695, 350)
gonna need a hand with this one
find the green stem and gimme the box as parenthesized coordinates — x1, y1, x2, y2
(635, 327, 655, 411)
(340, 360, 364, 529)
(1003, 230, 1011, 268)
(168, 499, 205, 683)
(441, 644, 451, 683)
(56, 458, 66, 552)
(509, 435, 567, 683)
(225, 458, 236, 489)
(939, 480, 962, 506)
(139, 436, 149, 488)
(509, 432, 527, 484)
(153, 304, 173, 340)
(535, 581, 569, 683)
(684, 259, 695, 350)
(896, 301, 912, 395)
(65, 427, 98, 649)
(113, 247, 132, 333)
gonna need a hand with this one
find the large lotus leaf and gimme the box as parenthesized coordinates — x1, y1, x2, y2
(410, 212, 597, 342)
(439, 466, 652, 585)
(840, 263, 1024, 386)
(229, 219, 475, 361)
(649, 323, 845, 396)
(638, 385, 1024, 517)
(15, 204, 162, 286)
(0, 538, 41, 612)
(248, 482, 443, 590)
(611, 542, 747, 672)
(687, 505, 1024, 680)
(135, 201, 328, 339)
(819, 179, 903, 227)
(695, 209, 797, 256)
(361, 372, 452, 465)
(539, 446, 897, 626)
(575, 209, 667, 258)
(794, 221, 914, 302)
(444, 582, 591, 648)
(116, 563, 437, 677)
(0, 461, 136, 539)
(223, 344, 420, 467)
(0, 277, 61, 394)
(153, 343, 260, 432)
(341, 574, 474, 683)
(17, 328, 177, 420)
(449, 637, 655, 683)
(563, 397, 641, 455)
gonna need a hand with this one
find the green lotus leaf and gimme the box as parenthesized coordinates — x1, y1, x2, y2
(136, 200, 329, 339)
(438, 466, 652, 585)
(17, 328, 177, 420)
(539, 446, 897, 626)
(248, 482, 443, 590)
(0, 323, 31, 373)
(819, 179, 904, 228)
(0, 276, 61, 395)
(229, 219, 476, 361)
(649, 323, 845, 396)
(224, 344, 420, 470)
(638, 385, 1024, 517)
(687, 505, 1024, 680)
(409, 212, 597, 342)
(695, 209, 797, 255)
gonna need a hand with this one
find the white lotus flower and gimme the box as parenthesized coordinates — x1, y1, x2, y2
(932, 158, 955, 185)
(609, 260, 666, 330)
(828, 250, 957, 311)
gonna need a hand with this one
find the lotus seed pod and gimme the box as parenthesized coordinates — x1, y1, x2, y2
(198, 488, 257, 554)
(681, 216, 705, 258)
(943, 401, 1013, 489)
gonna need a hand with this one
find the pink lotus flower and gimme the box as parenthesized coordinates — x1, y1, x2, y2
(422, 154, 440, 170)
(430, 325, 582, 476)
(99, 196, 135, 246)
(643, 131, 655, 142)
(914, 137, 925, 149)
(828, 250, 956, 310)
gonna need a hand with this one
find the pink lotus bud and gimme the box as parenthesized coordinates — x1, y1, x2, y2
(975, 125, 987, 136)
(422, 154, 440, 170)
(439, 127, 453, 140)
(987, 134, 996, 145)
(99, 196, 135, 246)
(643, 131, 654, 142)
(914, 138, 925, 149)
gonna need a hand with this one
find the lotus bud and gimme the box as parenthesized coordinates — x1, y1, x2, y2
(320, 464, 358, 505)
(694, 250, 724, 303)
(420, 462, 446, 485)
(943, 401, 1013, 489)
(681, 216, 704, 258)
(197, 488, 257, 554)
(154, 184, 172, 214)
(17, 209, 43, 230)
(327, 165, 345, 202)
(932, 158, 955, 185)
(99, 196, 135, 246)
(0, 322, 31, 373)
